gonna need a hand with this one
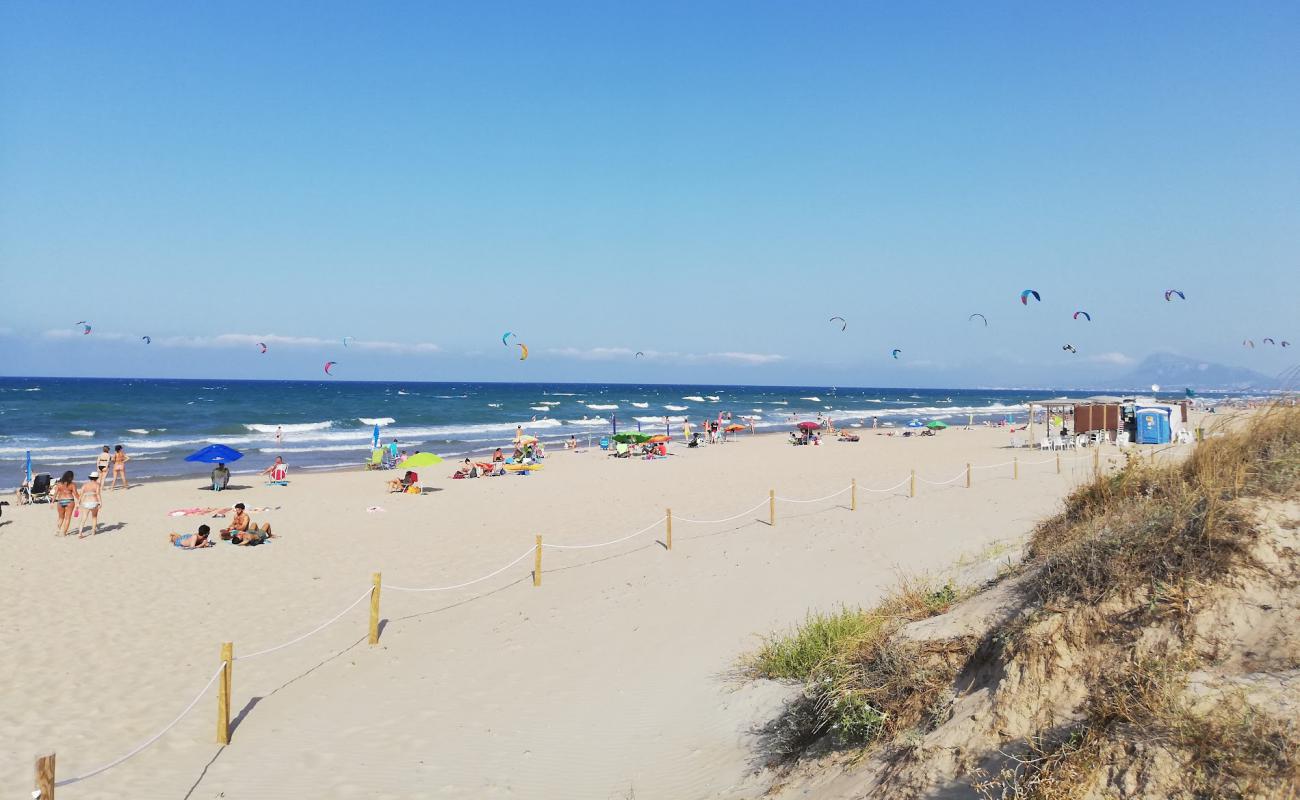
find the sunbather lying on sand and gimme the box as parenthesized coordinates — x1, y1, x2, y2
(219, 502, 272, 539)
(229, 528, 274, 546)
(171, 525, 215, 549)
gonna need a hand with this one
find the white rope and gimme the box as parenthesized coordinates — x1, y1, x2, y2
(675, 497, 772, 524)
(386, 547, 537, 592)
(916, 470, 968, 486)
(972, 460, 1016, 471)
(542, 517, 666, 550)
(236, 588, 372, 660)
(54, 663, 225, 787)
(859, 477, 912, 493)
(775, 485, 851, 504)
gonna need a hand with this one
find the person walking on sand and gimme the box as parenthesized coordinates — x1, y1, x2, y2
(107, 444, 131, 490)
(76, 471, 104, 537)
(95, 445, 112, 477)
(51, 471, 79, 536)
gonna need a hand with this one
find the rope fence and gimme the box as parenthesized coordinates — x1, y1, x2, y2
(31, 440, 1137, 796)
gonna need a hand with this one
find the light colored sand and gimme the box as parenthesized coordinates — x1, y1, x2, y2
(0, 423, 1190, 799)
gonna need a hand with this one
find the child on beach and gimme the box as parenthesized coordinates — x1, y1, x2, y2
(171, 525, 214, 548)
(76, 471, 103, 538)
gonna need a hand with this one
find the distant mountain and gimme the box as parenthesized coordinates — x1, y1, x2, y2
(1113, 352, 1280, 391)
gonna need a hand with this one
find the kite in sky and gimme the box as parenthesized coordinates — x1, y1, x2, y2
(968, 313, 987, 326)
(324, 361, 338, 375)
(1165, 289, 1185, 301)
(891, 349, 902, 359)
(1073, 311, 1091, 321)
(517, 343, 529, 361)
(829, 316, 846, 331)
(1020, 289, 1041, 305)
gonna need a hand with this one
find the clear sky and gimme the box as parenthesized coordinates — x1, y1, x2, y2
(1, 2, 1297, 386)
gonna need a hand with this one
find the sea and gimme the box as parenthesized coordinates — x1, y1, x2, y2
(0, 376, 1087, 489)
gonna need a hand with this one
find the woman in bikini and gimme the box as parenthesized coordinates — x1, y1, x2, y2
(108, 444, 130, 490)
(95, 445, 112, 477)
(76, 471, 104, 538)
(51, 471, 79, 536)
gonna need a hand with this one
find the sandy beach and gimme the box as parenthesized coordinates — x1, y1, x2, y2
(1, 423, 1196, 799)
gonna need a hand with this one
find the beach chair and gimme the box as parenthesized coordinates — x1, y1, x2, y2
(599, 437, 610, 450)
(1039, 437, 1051, 451)
(267, 465, 290, 486)
(364, 449, 384, 470)
(29, 473, 52, 503)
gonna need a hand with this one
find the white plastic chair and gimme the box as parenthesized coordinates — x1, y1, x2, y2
(1039, 437, 1051, 451)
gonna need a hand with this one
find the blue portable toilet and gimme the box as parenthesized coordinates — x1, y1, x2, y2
(1134, 407, 1171, 444)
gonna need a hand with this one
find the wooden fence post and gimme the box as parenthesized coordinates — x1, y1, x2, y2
(851, 478, 856, 511)
(34, 753, 55, 800)
(217, 642, 232, 744)
(1056, 452, 1061, 474)
(368, 572, 382, 645)
(966, 463, 971, 488)
(666, 509, 673, 550)
(1013, 457, 1019, 481)
(910, 469, 916, 498)
(533, 535, 543, 587)
(769, 490, 775, 526)
(1093, 447, 1100, 477)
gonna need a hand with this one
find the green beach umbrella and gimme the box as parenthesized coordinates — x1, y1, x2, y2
(925, 420, 948, 430)
(397, 452, 444, 469)
(612, 433, 650, 444)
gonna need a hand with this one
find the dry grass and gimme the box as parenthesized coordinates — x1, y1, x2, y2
(979, 406, 1300, 798)
(747, 575, 970, 751)
(1025, 405, 1300, 611)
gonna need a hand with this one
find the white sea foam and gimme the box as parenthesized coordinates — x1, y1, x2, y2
(800, 397, 821, 402)
(566, 419, 610, 427)
(357, 417, 395, 426)
(69, 430, 95, 437)
(771, 401, 788, 405)
(127, 428, 151, 435)
(487, 403, 502, 408)
(631, 402, 649, 408)
(397, 390, 412, 395)
(538, 401, 562, 406)
(706, 395, 720, 401)
(245, 422, 333, 433)
(682, 396, 705, 402)
(529, 406, 550, 411)
(634, 416, 686, 423)
(585, 404, 618, 410)
(663, 405, 689, 411)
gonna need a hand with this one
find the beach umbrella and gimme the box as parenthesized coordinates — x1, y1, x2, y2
(184, 444, 244, 464)
(907, 419, 924, 428)
(611, 414, 617, 436)
(647, 434, 671, 443)
(796, 421, 821, 431)
(397, 452, 444, 469)
(725, 424, 746, 432)
(518, 435, 539, 444)
(25, 450, 32, 484)
(925, 420, 948, 430)
(372, 424, 381, 449)
(612, 433, 650, 444)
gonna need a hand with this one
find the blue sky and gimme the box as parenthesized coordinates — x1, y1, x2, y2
(1, 2, 1297, 386)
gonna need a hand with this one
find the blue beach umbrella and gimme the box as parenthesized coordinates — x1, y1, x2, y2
(25, 450, 32, 484)
(907, 419, 923, 428)
(372, 424, 380, 449)
(611, 414, 617, 435)
(184, 444, 244, 464)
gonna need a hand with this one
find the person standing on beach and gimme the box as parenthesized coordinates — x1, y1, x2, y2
(95, 445, 112, 477)
(388, 439, 399, 463)
(276, 425, 283, 447)
(51, 471, 79, 536)
(76, 471, 103, 538)
(107, 444, 131, 490)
